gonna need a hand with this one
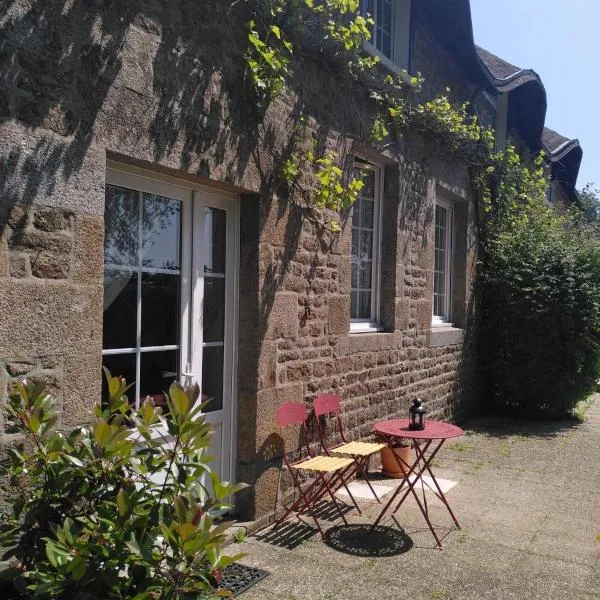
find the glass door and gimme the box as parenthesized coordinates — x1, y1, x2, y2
(189, 193, 238, 483)
(102, 167, 238, 484)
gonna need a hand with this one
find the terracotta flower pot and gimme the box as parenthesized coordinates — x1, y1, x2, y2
(380, 444, 411, 478)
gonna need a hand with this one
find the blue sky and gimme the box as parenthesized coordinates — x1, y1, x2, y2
(469, 0, 598, 188)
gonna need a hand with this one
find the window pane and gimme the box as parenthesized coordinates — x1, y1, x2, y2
(436, 271, 445, 295)
(139, 350, 179, 406)
(102, 353, 136, 406)
(362, 171, 375, 199)
(351, 229, 359, 257)
(359, 291, 371, 319)
(202, 346, 224, 413)
(141, 194, 181, 270)
(103, 270, 137, 349)
(383, 0, 392, 32)
(351, 261, 358, 288)
(104, 186, 138, 266)
(434, 203, 451, 318)
(353, 199, 361, 222)
(381, 32, 391, 58)
(360, 230, 373, 260)
(436, 205, 447, 228)
(141, 273, 180, 346)
(204, 277, 225, 343)
(359, 261, 372, 289)
(205, 207, 226, 275)
(351, 291, 359, 319)
(361, 199, 374, 229)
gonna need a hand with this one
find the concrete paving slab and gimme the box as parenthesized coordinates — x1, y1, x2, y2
(235, 395, 600, 600)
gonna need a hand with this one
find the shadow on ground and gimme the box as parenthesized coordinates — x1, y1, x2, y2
(324, 524, 413, 557)
(252, 520, 317, 550)
(462, 412, 585, 439)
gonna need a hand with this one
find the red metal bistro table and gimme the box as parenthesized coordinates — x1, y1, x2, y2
(371, 418, 464, 549)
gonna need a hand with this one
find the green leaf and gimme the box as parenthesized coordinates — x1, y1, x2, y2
(117, 488, 130, 517)
(170, 384, 190, 416)
(178, 523, 197, 541)
(125, 538, 142, 555)
(93, 420, 112, 447)
(63, 517, 75, 545)
(64, 454, 84, 467)
(68, 555, 86, 581)
(45, 540, 70, 568)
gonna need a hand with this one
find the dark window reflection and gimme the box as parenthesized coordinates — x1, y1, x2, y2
(359, 291, 371, 318)
(361, 198, 374, 229)
(103, 270, 138, 349)
(204, 207, 226, 274)
(203, 278, 225, 343)
(102, 353, 136, 406)
(141, 273, 180, 346)
(351, 291, 359, 319)
(104, 186, 139, 266)
(141, 194, 181, 270)
(139, 350, 179, 408)
(202, 346, 224, 412)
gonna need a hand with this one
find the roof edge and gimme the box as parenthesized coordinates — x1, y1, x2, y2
(544, 138, 581, 163)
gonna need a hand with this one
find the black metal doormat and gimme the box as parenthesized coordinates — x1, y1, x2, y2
(218, 563, 270, 596)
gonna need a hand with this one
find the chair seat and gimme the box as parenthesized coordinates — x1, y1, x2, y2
(331, 441, 387, 457)
(292, 455, 354, 473)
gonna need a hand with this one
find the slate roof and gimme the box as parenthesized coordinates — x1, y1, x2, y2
(476, 46, 520, 80)
(542, 127, 572, 155)
(421, 4, 582, 195)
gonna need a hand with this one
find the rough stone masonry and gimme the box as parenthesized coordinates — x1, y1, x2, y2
(0, 1, 480, 521)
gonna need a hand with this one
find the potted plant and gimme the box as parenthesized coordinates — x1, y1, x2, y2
(380, 439, 412, 477)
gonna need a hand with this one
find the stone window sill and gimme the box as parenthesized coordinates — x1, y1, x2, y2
(427, 326, 463, 348)
(350, 322, 385, 334)
(363, 42, 408, 76)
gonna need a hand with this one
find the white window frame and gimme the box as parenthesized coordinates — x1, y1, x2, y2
(362, 0, 411, 74)
(350, 162, 383, 334)
(432, 197, 454, 326)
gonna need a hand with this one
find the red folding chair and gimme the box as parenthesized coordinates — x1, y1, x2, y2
(272, 402, 357, 538)
(314, 394, 387, 507)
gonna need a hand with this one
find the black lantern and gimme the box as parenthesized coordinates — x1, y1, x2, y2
(409, 398, 426, 430)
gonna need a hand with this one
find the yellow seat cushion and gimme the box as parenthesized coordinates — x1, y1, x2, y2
(331, 441, 386, 456)
(292, 455, 354, 473)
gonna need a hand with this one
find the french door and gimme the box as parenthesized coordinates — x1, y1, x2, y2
(102, 164, 239, 484)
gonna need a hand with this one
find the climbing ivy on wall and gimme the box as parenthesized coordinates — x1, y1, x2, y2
(237, 0, 600, 415)
(239, 0, 546, 232)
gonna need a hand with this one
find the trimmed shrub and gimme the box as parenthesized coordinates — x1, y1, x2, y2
(478, 207, 600, 417)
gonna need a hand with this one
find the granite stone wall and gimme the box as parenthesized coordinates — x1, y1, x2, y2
(0, 1, 480, 522)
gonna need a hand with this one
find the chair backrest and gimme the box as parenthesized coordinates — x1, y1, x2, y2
(313, 394, 341, 417)
(313, 394, 346, 449)
(275, 401, 314, 468)
(276, 401, 308, 428)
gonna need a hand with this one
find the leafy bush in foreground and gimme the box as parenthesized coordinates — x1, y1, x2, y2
(0, 373, 246, 599)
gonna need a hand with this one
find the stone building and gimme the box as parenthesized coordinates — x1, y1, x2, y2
(0, 0, 581, 521)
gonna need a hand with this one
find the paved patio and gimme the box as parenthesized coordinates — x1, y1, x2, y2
(228, 396, 600, 599)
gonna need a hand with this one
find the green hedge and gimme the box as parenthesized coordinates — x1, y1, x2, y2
(478, 208, 600, 417)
